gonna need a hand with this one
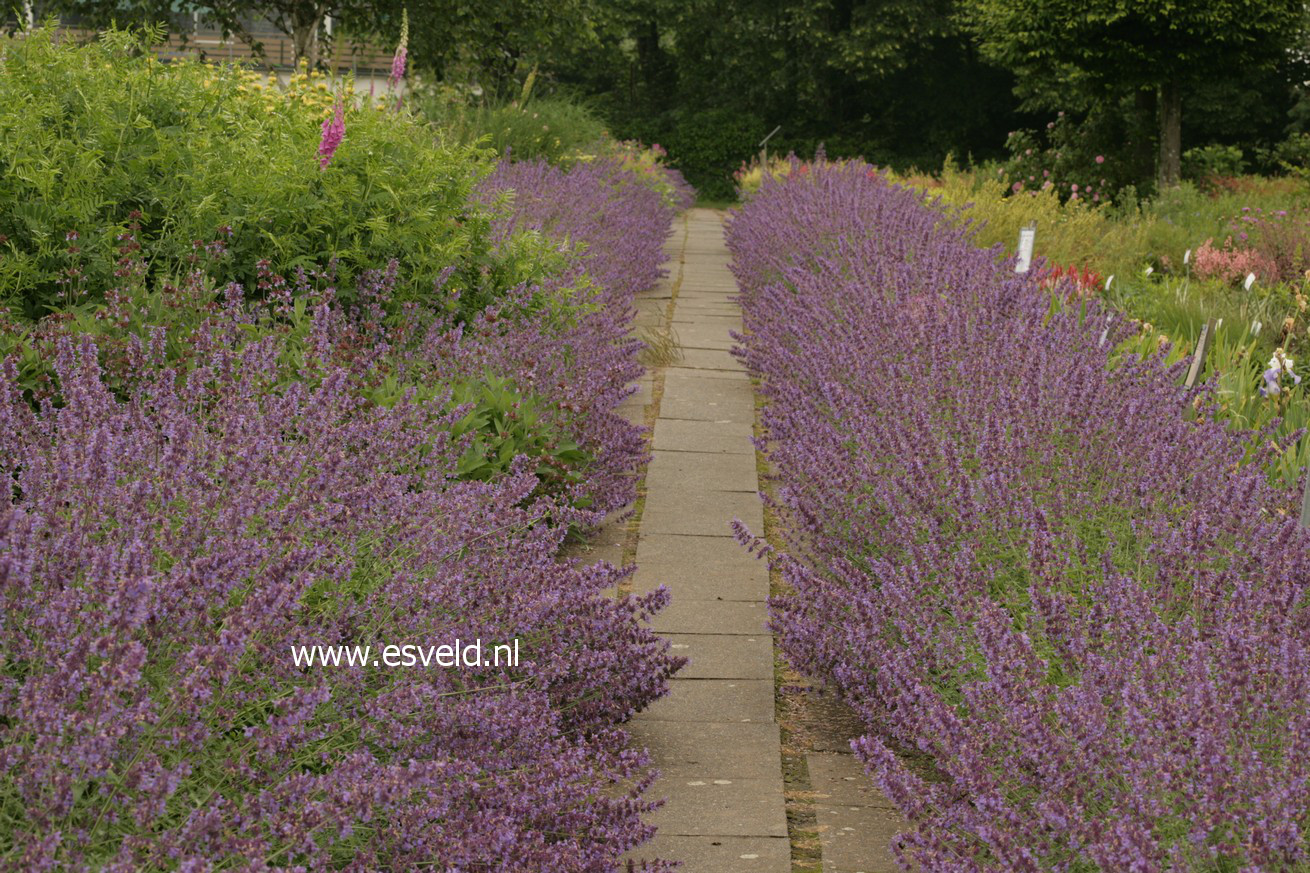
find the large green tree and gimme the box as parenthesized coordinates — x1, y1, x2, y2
(562, 0, 1026, 180)
(963, 0, 1306, 187)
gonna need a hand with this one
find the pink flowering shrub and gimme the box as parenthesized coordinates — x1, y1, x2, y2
(1227, 206, 1310, 283)
(729, 160, 1310, 871)
(998, 111, 1130, 203)
(1192, 236, 1280, 285)
(0, 161, 685, 869)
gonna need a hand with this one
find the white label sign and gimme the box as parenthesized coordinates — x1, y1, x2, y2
(1015, 225, 1036, 273)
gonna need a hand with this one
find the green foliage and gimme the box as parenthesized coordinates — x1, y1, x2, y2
(963, 0, 1304, 107)
(402, 0, 605, 90)
(666, 107, 763, 200)
(905, 165, 1308, 288)
(414, 84, 610, 166)
(0, 27, 559, 320)
(1262, 132, 1310, 178)
(905, 160, 1310, 484)
(580, 0, 1022, 192)
(0, 258, 598, 505)
(962, 0, 1306, 185)
(998, 111, 1137, 201)
(1183, 144, 1246, 181)
(1111, 286, 1310, 486)
(445, 376, 592, 503)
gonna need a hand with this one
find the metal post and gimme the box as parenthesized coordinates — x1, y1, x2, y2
(759, 125, 781, 166)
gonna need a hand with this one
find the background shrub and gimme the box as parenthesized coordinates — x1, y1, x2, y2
(414, 82, 611, 166)
(1183, 143, 1246, 181)
(0, 27, 551, 320)
(666, 107, 764, 201)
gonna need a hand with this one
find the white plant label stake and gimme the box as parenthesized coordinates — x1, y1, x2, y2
(1015, 223, 1036, 273)
(1097, 313, 1114, 348)
(1184, 320, 1214, 389)
(1300, 473, 1310, 528)
(1245, 273, 1257, 291)
(1105, 275, 1115, 292)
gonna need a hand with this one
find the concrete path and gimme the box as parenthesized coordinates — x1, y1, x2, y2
(589, 208, 907, 873)
(623, 209, 790, 871)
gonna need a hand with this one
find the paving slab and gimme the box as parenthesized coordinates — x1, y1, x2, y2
(806, 752, 897, 809)
(641, 487, 765, 536)
(630, 209, 789, 871)
(679, 286, 736, 297)
(631, 375, 655, 405)
(651, 597, 770, 634)
(812, 798, 906, 873)
(646, 777, 789, 838)
(634, 562, 769, 602)
(673, 289, 737, 300)
(652, 417, 756, 454)
(676, 323, 743, 345)
(564, 515, 629, 569)
(662, 371, 754, 398)
(672, 347, 743, 371)
(627, 721, 782, 779)
(665, 366, 750, 384)
(626, 835, 790, 872)
(619, 398, 646, 425)
(673, 314, 744, 331)
(646, 449, 759, 494)
(677, 335, 739, 352)
(661, 393, 756, 424)
(665, 633, 774, 679)
(635, 532, 768, 573)
(676, 296, 739, 309)
(636, 679, 776, 723)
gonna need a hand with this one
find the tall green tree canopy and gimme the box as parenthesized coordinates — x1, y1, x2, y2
(962, 0, 1307, 186)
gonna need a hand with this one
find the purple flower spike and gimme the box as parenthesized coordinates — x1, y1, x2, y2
(727, 157, 1310, 872)
(389, 9, 409, 91)
(318, 99, 345, 168)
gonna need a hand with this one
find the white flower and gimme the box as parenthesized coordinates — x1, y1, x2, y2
(1269, 349, 1295, 374)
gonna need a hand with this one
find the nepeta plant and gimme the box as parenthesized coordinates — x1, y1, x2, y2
(729, 159, 1310, 872)
(0, 159, 685, 870)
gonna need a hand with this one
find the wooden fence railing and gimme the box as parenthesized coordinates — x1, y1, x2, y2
(54, 26, 393, 75)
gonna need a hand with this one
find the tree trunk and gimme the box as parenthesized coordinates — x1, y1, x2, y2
(291, 4, 324, 68)
(1157, 79, 1182, 188)
(1133, 88, 1156, 188)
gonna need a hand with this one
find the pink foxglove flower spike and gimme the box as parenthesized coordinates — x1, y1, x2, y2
(389, 9, 409, 92)
(318, 98, 345, 168)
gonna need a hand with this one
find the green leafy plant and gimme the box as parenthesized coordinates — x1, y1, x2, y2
(415, 82, 611, 167)
(1183, 143, 1246, 181)
(666, 107, 763, 201)
(0, 26, 561, 320)
(446, 375, 592, 505)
